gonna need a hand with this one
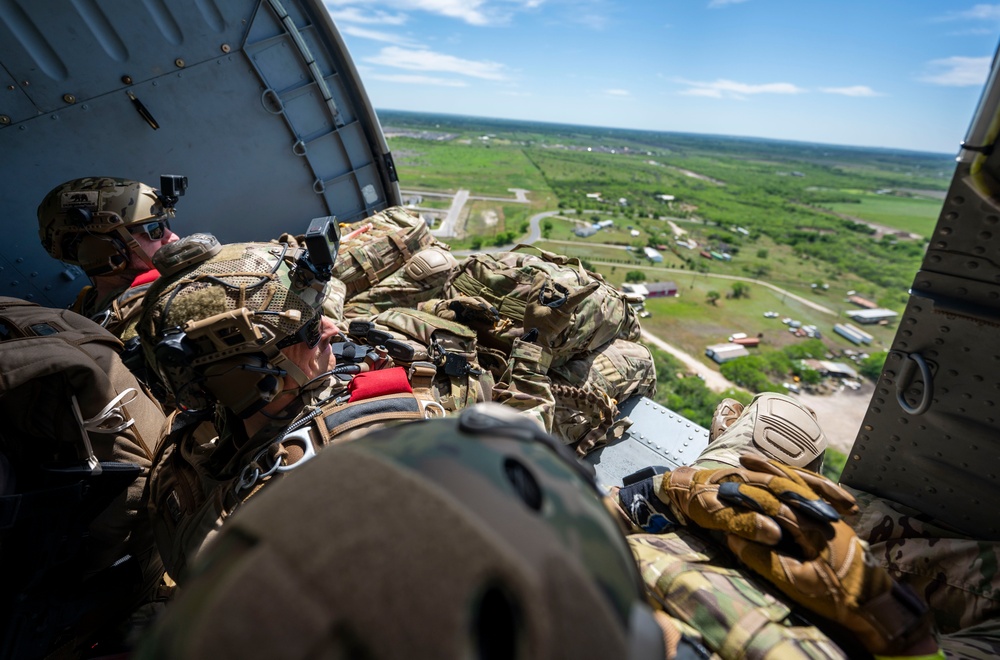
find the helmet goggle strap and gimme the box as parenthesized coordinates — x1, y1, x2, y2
(113, 224, 156, 271)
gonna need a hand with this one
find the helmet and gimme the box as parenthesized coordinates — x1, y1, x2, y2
(37, 177, 172, 276)
(695, 392, 827, 471)
(136, 404, 665, 659)
(138, 240, 331, 418)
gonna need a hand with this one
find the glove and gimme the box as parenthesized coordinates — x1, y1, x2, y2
(655, 454, 857, 546)
(522, 280, 599, 347)
(420, 296, 499, 328)
(727, 518, 932, 655)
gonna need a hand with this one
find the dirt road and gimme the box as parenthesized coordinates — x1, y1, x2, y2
(641, 329, 735, 392)
(797, 382, 873, 453)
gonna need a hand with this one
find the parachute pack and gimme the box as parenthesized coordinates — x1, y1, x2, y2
(447, 244, 643, 367)
(332, 206, 442, 299)
(0, 297, 167, 657)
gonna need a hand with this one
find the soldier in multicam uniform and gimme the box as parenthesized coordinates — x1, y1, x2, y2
(37, 177, 182, 339)
(135, 240, 590, 581)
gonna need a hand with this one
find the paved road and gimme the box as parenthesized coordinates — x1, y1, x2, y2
(430, 189, 469, 238)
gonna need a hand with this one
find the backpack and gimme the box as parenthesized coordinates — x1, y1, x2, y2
(333, 206, 441, 299)
(0, 297, 167, 657)
(343, 245, 461, 319)
(448, 245, 641, 366)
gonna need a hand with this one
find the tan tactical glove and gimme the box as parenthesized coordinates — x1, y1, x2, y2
(418, 296, 499, 329)
(522, 279, 599, 347)
(654, 454, 856, 545)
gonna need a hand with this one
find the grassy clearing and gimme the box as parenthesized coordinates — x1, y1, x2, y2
(388, 137, 552, 197)
(825, 194, 942, 236)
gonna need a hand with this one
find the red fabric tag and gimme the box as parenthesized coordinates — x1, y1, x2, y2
(131, 269, 160, 287)
(347, 367, 413, 402)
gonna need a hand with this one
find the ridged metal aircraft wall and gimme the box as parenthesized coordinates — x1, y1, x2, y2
(0, 0, 400, 308)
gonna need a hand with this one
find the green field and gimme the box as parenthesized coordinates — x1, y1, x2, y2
(825, 194, 943, 236)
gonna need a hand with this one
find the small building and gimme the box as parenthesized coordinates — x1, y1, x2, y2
(706, 342, 750, 364)
(818, 361, 858, 379)
(700, 250, 712, 259)
(574, 225, 598, 238)
(847, 295, 878, 309)
(586, 192, 602, 200)
(645, 281, 677, 297)
(622, 283, 650, 297)
(643, 247, 663, 262)
(630, 229, 641, 237)
(834, 323, 873, 345)
(846, 308, 898, 325)
(596, 219, 614, 229)
(732, 336, 760, 347)
(656, 194, 676, 202)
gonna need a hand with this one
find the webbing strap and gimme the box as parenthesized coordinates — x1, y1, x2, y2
(719, 603, 792, 658)
(451, 272, 528, 321)
(351, 247, 379, 286)
(388, 232, 412, 262)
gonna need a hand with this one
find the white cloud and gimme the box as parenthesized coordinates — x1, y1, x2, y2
(326, 6, 408, 25)
(677, 78, 805, 99)
(820, 85, 882, 97)
(365, 46, 508, 80)
(605, 89, 630, 96)
(340, 25, 422, 46)
(368, 73, 469, 87)
(919, 56, 992, 86)
(708, 0, 749, 8)
(950, 4, 1000, 21)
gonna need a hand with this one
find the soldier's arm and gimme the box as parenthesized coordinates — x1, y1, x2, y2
(491, 337, 554, 433)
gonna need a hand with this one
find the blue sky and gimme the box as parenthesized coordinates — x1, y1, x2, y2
(326, 1, 1000, 154)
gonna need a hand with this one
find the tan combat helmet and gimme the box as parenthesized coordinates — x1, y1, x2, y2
(37, 177, 174, 276)
(138, 240, 332, 418)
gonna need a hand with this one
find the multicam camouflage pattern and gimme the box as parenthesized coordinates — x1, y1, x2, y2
(693, 392, 827, 472)
(37, 177, 167, 265)
(138, 409, 653, 659)
(629, 531, 848, 659)
(549, 338, 657, 454)
(138, 242, 330, 411)
(847, 487, 1000, 656)
(333, 206, 441, 298)
(368, 306, 492, 411)
(343, 244, 461, 318)
(447, 245, 642, 367)
(491, 338, 554, 433)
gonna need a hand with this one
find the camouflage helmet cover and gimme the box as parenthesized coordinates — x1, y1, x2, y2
(137, 404, 664, 659)
(37, 177, 169, 275)
(139, 242, 328, 416)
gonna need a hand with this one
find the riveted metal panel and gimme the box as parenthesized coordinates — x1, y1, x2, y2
(586, 396, 710, 488)
(0, 0, 399, 308)
(842, 157, 1000, 539)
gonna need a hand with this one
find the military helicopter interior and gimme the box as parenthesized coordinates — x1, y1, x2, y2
(1, 0, 998, 531)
